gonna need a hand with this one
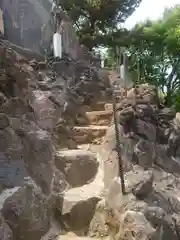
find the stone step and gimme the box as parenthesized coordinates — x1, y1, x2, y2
(56, 233, 106, 239)
(104, 103, 113, 111)
(81, 101, 113, 112)
(55, 149, 99, 187)
(85, 110, 112, 125)
(81, 102, 106, 112)
(71, 126, 108, 144)
(56, 152, 104, 232)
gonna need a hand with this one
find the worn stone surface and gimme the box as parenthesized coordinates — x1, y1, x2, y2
(0, 113, 9, 129)
(85, 110, 112, 126)
(55, 149, 99, 187)
(0, 214, 13, 240)
(56, 232, 104, 240)
(57, 191, 100, 232)
(132, 170, 153, 199)
(88, 199, 119, 239)
(145, 207, 178, 239)
(118, 210, 157, 240)
(2, 184, 51, 240)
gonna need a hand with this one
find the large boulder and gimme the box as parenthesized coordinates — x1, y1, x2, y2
(1, 184, 51, 240)
(0, 214, 13, 240)
(145, 207, 178, 240)
(56, 189, 100, 232)
(117, 210, 157, 240)
(132, 170, 153, 199)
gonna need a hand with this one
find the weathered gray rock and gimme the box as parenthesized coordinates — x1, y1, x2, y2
(127, 84, 158, 104)
(135, 119, 156, 141)
(97, 78, 180, 240)
(1, 98, 32, 118)
(145, 207, 178, 240)
(2, 184, 51, 240)
(0, 214, 13, 240)
(0, 114, 9, 129)
(22, 127, 54, 194)
(0, 127, 27, 188)
(57, 190, 100, 232)
(132, 170, 153, 199)
(52, 169, 69, 195)
(56, 166, 103, 233)
(0, 92, 7, 105)
(88, 199, 112, 238)
(134, 140, 155, 168)
(0, 69, 8, 89)
(117, 210, 157, 240)
(29, 90, 61, 133)
(172, 214, 180, 237)
(156, 145, 180, 175)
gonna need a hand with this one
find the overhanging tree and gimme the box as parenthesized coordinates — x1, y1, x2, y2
(124, 5, 180, 107)
(56, 0, 141, 49)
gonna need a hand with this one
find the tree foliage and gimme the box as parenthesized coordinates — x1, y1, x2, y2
(55, 0, 141, 49)
(122, 5, 180, 108)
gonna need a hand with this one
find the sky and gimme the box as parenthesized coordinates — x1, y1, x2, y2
(125, 0, 180, 29)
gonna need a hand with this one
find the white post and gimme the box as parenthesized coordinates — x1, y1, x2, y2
(101, 59, 104, 68)
(123, 53, 126, 87)
(53, 32, 62, 58)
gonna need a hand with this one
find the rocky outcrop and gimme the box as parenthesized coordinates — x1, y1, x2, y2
(0, 35, 109, 239)
(98, 83, 180, 239)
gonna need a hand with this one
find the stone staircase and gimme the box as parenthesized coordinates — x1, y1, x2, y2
(43, 70, 121, 240)
(55, 102, 113, 238)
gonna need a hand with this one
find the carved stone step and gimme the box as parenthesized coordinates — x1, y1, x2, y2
(104, 103, 113, 111)
(85, 110, 112, 126)
(57, 232, 103, 239)
(55, 149, 99, 187)
(71, 126, 108, 144)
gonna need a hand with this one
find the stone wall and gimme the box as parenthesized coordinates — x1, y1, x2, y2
(1, 0, 50, 52)
(1, 0, 101, 66)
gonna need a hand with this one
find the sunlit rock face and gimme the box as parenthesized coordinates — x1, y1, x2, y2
(1, 0, 50, 52)
(0, 0, 101, 65)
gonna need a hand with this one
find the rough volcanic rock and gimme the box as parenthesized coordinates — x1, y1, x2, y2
(0, 214, 13, 240)
(105, 83, 179, 174)
(1, 184, 51, 240)
(0, 35, 109, 239)
(0, 126, 27, 189)
(101, 83, 180, 240)
(145, 207, 178, 239)
(57, 191, 100, 232)
(132, 170, 153, 199)
(118, 210, 157, 240)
